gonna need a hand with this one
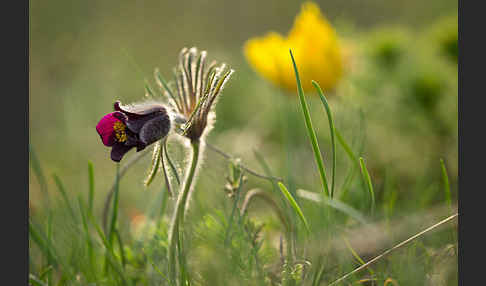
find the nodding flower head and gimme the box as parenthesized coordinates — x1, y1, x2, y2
(156, 47, 234, 143)
(96, 101, 171, 162)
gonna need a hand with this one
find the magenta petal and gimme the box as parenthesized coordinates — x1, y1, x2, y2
(96, 112, 122, 146)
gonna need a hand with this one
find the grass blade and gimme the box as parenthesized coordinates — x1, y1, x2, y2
(359, 158, 375, 215)
(145, 250, 171, 284)
(278, 182, 310, 234)
(29, 220, 59, 269)
(253, 149, 293, 219)
(29, 274, 48, 286)
(46, 213, 53, 286)
(296, 189, 368, 225)
(337, 130, 368, 201)
(102, 148, 152, 232)
(155, 68, 178, 103)
(343, 238, 375, 276)
(289, 49, 330, 197)
(145, 80, 156, 97)
(224, 173, 244, 246)
(335, 129, 358, 166)
(440, 158, 451, 207)
(440, 158, 456, 243)
(77, 197, 97, 280)
(312, 81, 337, 198)
(39, 266, 53, 282)
(253, 150, 274, 181)
(156, 186, 169, 230)
(338, 164, 358, 201)
(88, 161, 95, 214)
(108, 164, 121, 246)
(312, 263, 326, 286)
(29, 145, 49, 207)
(87, 207, 127, 285)
(52, 174, 78, 224)
(114, 229, 127, 269)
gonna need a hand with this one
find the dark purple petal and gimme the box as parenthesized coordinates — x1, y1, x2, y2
(139, 113, 171, 146)
(110, 144, 134, 162)
(125, 132, 139, 147)
(136, 143, 147, 152)
(114, 101, 169, 133)
(125, 111, 165, 133)
(112, 111, 128, 123)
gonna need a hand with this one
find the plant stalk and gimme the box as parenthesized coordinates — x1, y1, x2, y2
(168, 140, 201, 284)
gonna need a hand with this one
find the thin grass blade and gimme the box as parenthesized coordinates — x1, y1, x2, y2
(144, 80, 156, 97)
(29, 145, 49, 207)
(339, 164, 358, 200)
(289, 50, 329, 197)
(114, 229, 127, 269)
(156, 186, 169, 230)
(29, 274, 48, 286)
(359, 157, 375, 215)
(38, 266, 53, 281)
(108, 164, 121, 245)
(253, 149, 290, 212)
(224, 173, 244, 247)
(145, 251, 171, 284)
(312, 263, 326, 286)
(87, 161, 95, 214)
(46, 212, 54, 286)
(29, 220, 59, 269)
(155, 68, 181, 111)
(312, 80, 337, 198)
(53, 174, 78, 224)
(77, 197, 96, 279)
(296, 189, 368, 224)
(440, 158, 452, 208)
(87, 205, 127, 285)
(335, 129, 358, 166)
(343, 238, 375, 276)
(278, 182, 310, 234)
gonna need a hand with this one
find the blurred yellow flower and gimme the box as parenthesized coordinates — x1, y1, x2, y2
(244, 1, 343, 93)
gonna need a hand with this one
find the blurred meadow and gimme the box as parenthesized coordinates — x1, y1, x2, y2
(29, 0, 458, 285)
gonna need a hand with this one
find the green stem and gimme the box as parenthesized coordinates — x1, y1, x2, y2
(168, 141, 201, 284)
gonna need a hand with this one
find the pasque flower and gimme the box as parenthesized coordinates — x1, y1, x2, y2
(244, 1, 343, 93)
(95, 47, 234, 284)
(96, 101, 171, 162)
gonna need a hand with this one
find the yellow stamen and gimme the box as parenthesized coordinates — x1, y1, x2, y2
(113, 121, 127, 142)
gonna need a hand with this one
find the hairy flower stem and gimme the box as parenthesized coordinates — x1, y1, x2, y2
(168, 140, 201, 284)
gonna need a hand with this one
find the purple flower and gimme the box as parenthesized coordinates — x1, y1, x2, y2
(96, 101, 171, 162)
